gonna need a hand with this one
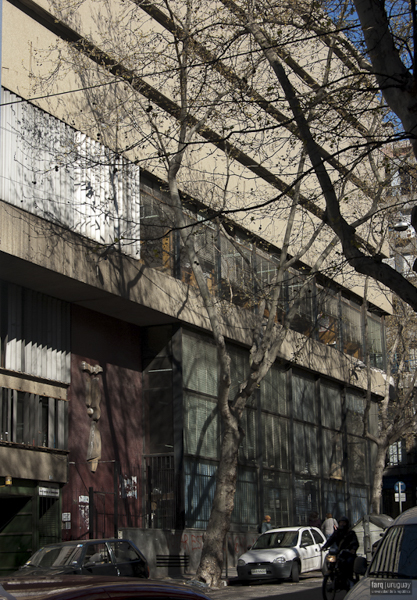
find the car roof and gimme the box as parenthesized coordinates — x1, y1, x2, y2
(264, 527, 304, 533)
(0, 576, 211, 600)
(392, 506, 417, 526)
(34, 539, 133, 547)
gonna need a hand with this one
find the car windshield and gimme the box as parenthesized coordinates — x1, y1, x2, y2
(252, 531, 299, 549)
(26, 545, 83, 567)
(369, 525, 417, 579)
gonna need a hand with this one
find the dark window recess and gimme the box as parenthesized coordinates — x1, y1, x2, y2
(0, 388, 67, 449)
(145, 455, 176, 530)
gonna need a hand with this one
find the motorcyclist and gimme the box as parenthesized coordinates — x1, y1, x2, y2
(322, 516, 359, 586)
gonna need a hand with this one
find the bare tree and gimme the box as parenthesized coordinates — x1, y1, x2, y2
(353, 0, 417, 160)
(19, 0, 417, 585)
(363, 291, 417, 514)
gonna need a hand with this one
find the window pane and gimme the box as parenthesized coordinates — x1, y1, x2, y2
(293, 373, 316, 423)
(184, 392, 219, 459)
(184, 459, 216, 528)
(341, 300, 363, 359)
(368, 315, 384, 369)
(322, 430, 343, 479)
(262, 414, 289, 470)
(16, 392, 24, 444)
(322, 479, 345, 518)
(321, 382, 342, 429)
(295, 478, 320, 526)
(232, 467, 257, 526)
(261, 364, 287, 415)
(294, 423, 318, 476)
(239, 408, 256, 462)
(346, 392, 365, 434)
(348, 436, 367, 484)
(182, 334, 218, 397)
(286, 272, 314, 336)
(263, 472, 290, 527)
(349, 486, 368, 524)
(316, 291, 339, 348)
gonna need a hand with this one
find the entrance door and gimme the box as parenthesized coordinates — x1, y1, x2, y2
(0, 496, 33, 575)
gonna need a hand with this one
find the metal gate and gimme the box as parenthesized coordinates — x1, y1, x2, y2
(145, 455, 177, 529)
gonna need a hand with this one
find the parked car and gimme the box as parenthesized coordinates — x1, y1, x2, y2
(0, 576, 211, 600)
(346, 507, 417, 599)
(13, 539, 149, 579)
(237, 526, 326, 583)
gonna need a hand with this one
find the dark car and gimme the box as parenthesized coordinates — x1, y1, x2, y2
(14, 539, 149, 579)
(0, 576, 211, 600)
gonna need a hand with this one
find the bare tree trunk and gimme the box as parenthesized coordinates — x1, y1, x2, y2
(196, 418, 242, 586)
(370, 443, 388, 514)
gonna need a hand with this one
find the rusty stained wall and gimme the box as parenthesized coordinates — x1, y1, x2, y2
(62, 305, 143, 540)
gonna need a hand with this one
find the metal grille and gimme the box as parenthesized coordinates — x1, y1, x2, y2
(145, 455, 176, 530)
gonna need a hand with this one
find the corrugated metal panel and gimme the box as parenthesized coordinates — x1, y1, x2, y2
(3, 283, 70, 384)
(0, 88, 141, 258)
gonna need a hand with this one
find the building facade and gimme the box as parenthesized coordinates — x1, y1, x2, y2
(382, 142, 417, 517)
(0, 0, 389, 576)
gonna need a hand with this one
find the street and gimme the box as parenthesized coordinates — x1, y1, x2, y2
(188, 573, 338, 600)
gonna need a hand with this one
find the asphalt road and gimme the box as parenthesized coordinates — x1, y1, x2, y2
(192, 573, 344, 600)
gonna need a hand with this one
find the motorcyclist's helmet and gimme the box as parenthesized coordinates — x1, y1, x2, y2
(338, 516, 349, 530)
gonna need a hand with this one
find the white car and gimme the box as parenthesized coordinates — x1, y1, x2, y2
(346, 507, 417, 599)
(237, 526, 326, 583)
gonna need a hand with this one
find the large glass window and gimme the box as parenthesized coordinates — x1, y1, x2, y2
(220, 235, 253, 307)
(350, 486, 368, 524)
(184, 459, 216, 528)
(322, 479, 345, 518)
(181, 222, 217, 291)
(388, 440, 404, 466)
(367, 314, 384, 369)
(262, 414, 289, 470)
(239, 408, 256, 462)
(317, 291, 339, 348)
(263, 472, 291, 527)
(348, 436, 367, 484)
(321, 382, 342, 430)
(294, 423, 319, 476)
(261, 364, 288, 415)
(232, 467, 258, 526)
(322, 430, 343, 479)
(182, 334, 218, 397)
(345, 392, 365, 435)
(183, 392, 219, 459)
(140, 192, 172, 271)
(293, 372, 317, 423)
(294, 478, 320, 526)
(286, 272, 315, 336)
(341, 299, 363, 359)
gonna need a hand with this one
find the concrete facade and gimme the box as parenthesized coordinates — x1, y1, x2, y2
(0, 0, 391, 577)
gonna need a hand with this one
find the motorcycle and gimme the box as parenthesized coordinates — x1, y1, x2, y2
(322, 546, 358, 600)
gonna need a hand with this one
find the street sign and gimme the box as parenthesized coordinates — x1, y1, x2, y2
(394, 481, 406, 513)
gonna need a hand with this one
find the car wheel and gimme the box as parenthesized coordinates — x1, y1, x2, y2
(290, 560, 300, 583)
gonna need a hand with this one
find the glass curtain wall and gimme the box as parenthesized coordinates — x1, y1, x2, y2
(182, 331, 375, 530)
